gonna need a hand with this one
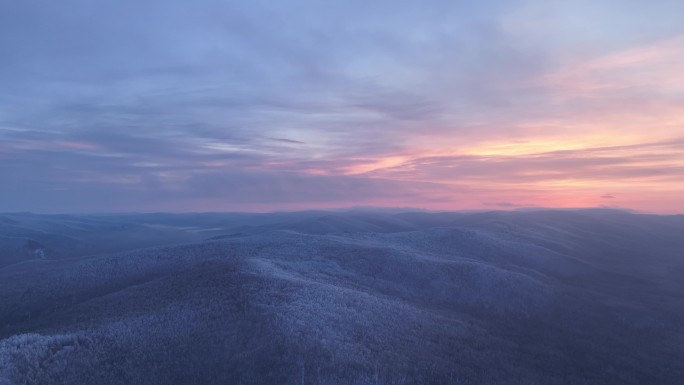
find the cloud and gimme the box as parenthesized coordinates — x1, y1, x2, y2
(390, 141, 684, 185)
(265, 137, 306, 145)
(0, 0, 683, 213)
(484, 202, 523, 208)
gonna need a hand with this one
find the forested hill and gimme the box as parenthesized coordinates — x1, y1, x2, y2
(1, 209, 684, 384)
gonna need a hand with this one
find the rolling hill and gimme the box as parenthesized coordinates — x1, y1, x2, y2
(1, 209, 683, 384)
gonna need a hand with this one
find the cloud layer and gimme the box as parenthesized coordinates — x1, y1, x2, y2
(1, 0, 683, 213)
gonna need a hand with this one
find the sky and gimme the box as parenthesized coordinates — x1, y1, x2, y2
(1, 0, 683, 213)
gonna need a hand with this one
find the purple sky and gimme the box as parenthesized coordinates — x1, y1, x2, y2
(1, 0, 683, 213)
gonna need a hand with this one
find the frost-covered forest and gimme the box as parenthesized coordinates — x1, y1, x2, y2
(1, 209, 684, 384)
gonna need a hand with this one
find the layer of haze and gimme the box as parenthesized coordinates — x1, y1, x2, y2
(1, 0, 683, 213)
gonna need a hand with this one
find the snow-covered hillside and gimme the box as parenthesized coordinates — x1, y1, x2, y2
(1, 210, 683, 384)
